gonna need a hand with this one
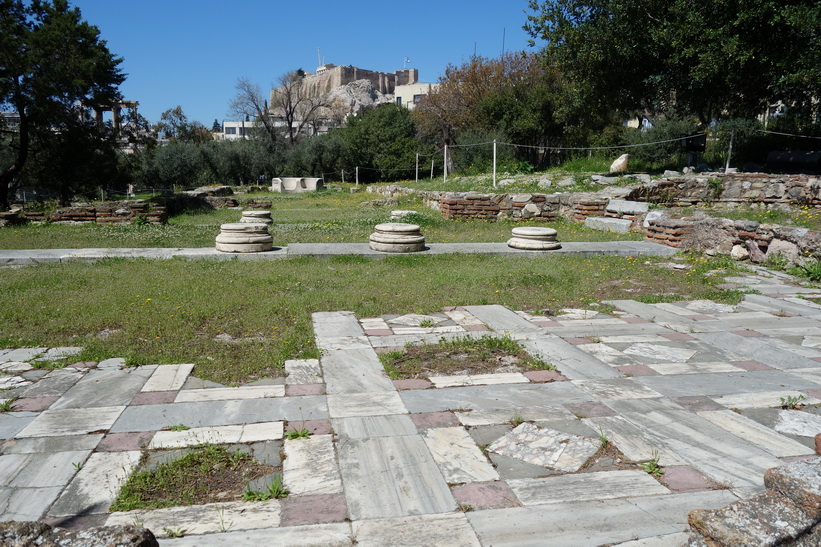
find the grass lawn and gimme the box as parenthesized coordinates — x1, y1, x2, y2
(0, 253, 743, 384)
(0, 187, 643, 249)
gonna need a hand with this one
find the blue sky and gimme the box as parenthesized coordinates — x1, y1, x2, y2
(72, 1, 536, 126)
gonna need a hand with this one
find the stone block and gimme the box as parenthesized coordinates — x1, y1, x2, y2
(764, 459, 821, 518)
(585, 217, 633, 233)
(607, 199, 648, 215)
(507, 226, 561, 251)
(368, 222, 425, 253)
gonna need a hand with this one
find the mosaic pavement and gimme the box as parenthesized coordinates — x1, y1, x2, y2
(1, 265, 821, 545)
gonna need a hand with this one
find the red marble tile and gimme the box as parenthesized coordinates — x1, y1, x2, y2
(285, 419, 331, 436)
(621, 317, 651, 324)
(365, 329, 393, 336)
(661, 466, 716, 492)
(280, 493, 347, 527)
(802, 389, 821, 400)
(285, 383, 325, 396)
(616, 365, 658, 377)
(671, 396, 725, 412)
(689, 314, 716, 321)
(11, 396, 58, 411)
(733, 360, 773, 371)
(463, 324, 489, 332)
(393, 379, 432, 390)
(732, 329, 763, 337)
(523, 370, 566, 383)
(130, 391, 177, 406)
(98, 431, 153, 452)
(410, 411, 460, 429)
(563, 337, 590, 345)
(811, 357, 821, 363)
(68, 361, 97, 370)
(564, 401, 617, 418)
(451, 481, 520, 510)
(373, 346, 404, 354)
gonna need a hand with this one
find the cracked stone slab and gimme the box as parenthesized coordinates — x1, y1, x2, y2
(464, 305, 543, 334)
(522, 338, 621, 380)
(312, 311, 364, 339)
(428, 372, 529, 388)
(141, 363, 194, 392)
(321, 348, 394, 394)
(576, 379, 664, 400)
(623, 343, 697, 363)
(3, 450, 91, 488)
(710, 391, 821, 410)
(337, 435, 456, 520)
(424, 427, 499, 483)
(0, 348, 47, 363)
(106, 498, 282, 537)
(158, 523, 353, 546)
(352, 513, 480, 547)
(695, 331, 821, 370)
(508, 470, 670, 506)
(0, 486, 65, 521)
(1, 434, 103, 454)
(15, 406, 125, 438)
(400, 382, 594, 414)
(47, 451, 141, 517)
(15, 368, 82, 398)
(283, 435, 342, 495)
(488, 423, 599, 472)
(51, 368, 154, 409)
(148, 422, 284, 448)
(174, 384, 285, 402)
(774, 409, 821, 437)
(284, 359, 321, 385)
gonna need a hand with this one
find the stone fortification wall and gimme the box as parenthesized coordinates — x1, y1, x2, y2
(299, 66, 419, 98)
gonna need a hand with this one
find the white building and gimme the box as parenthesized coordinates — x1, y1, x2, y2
(217, 120, 259, 141)
(394, 82, 438, 110)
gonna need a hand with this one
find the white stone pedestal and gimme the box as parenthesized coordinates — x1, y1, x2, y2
(239, 210, 273, 225)
(369, 223, 425, 253)
(507, 226, 561, 250)
(215, 223, 273, 253)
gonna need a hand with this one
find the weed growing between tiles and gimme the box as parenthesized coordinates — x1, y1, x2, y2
(110, 444, 276, 511)
(379, 335, 554, 379)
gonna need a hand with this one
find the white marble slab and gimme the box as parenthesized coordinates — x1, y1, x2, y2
(326, 392, 407, 418)
(158, 523, 353, 546)
(141, 364, 194, 392)
(508, 470, 669, 506)
(428, 372, 529, 388)
(424, 427, 499, 483)
(576, 344, 632, 365)
(576, 379, 664, 400)
(333, 415, 417, 439)
(106, 499, 282, 537)
(711, 391, 821, 409)
(647, 362, 743, 375)
(148, 422, 284, 449)
(583, 416, 686, 466)
(283, 434, 342, 495)
(284, 359, 321, 385)
(698, 410, 814, 457)
(47, 451, 141, 516)
(623, 344, 697, 363)
(455, 405, 576, 427)
(353, 513, 480, 547)
(174, 385, 284, 403)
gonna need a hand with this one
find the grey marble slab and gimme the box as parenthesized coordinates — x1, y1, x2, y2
(15, 406, 125, 438)
(321, 348, 394, 394)
(353, 513, 480, 547)
(695, 331, 821, 370)
(522, 338, 622, 380)
(337, 435, 456, 520)
(47, 451, 141, 517)
(636, 370, 821, 398)
(51, 368, 153, 409)
(312, 310, 364, 339)
(333, 415, 417, 439)
(463, 305, 542, 334)
(508, 469, 669, 506)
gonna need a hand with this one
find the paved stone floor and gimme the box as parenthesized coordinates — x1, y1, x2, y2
(2, 265, 821, 545)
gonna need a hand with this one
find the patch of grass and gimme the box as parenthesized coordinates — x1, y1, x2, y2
(242, 474, 288, 501)
(30, 359, 68, 370)
(379, 334, 551, 379)
(284, 428, 311, 440)
(164, 424, 190, 432)
(0, 397, 18, 412)
(0, 253, 741, 384)
(510, 411, 524, 427)
(780, 394, 806, 409)
(162, 527, 185, 538)
(598, 428, 609, 449)
(110, 444, 274, 511)
(642, 451, 664, 477)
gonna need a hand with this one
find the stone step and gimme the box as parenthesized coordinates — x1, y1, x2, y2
(764, 459, 821, 519)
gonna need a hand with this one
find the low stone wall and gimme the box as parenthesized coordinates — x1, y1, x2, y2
(32, 201, 167, 225)
(628, 173, 821, 207)
(645, 215, 821, 261)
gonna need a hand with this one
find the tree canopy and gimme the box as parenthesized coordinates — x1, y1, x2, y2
(0, 0, 125, 207)
(524, 0, 821, 124)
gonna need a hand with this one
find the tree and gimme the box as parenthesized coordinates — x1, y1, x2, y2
(154, 106, 211, 143)
(0, 0, 124, 208)
(269, 71, 327, 147)
(524, 0, 821, 125)
(211, 119, 221, 133)
(341, 104, 419, 182)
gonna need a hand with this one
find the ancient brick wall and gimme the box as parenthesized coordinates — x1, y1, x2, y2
(39, 201, 167, 225)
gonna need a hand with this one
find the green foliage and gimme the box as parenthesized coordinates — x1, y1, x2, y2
(642, 451, 664, 477)
(779, 394, 806, 409)
(0, 0, 125, 208)
(0, 397, 18, 412)
(284, 428, 311, 440)
(341, 104, 420, 182)
(242, 474, 288, 501)
(620, 117, 698, 170)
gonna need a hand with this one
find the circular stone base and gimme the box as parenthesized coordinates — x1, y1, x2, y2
(369, 222, 425, 253)
(508, 226, 561, 251)
(216, 222, 273, 252)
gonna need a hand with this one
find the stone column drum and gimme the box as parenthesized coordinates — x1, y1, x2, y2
(507, 226, 561, 250)
(215, 223, 273, 253)
(369, 222, 426, 253)
(239, 210, 273, 225)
